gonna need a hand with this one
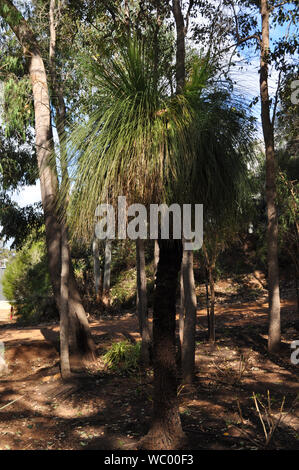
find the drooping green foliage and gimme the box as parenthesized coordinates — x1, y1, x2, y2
(57, 36, 256, 241)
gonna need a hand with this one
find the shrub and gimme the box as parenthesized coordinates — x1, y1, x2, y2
(2, 229, 57, 324)
(103, 340, 141, 374)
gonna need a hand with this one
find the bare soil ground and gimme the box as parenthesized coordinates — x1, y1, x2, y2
(0, 278, 298, 450)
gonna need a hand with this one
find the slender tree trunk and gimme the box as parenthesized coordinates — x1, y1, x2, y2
(260, 0, 281, 353)
(181, 247, 197, 384)
(139, 240, 186, 450)
(179, 268, 184, 356)
(136, 239, 151, 367)
(92, 237, 101, 301)
(59, 222, 71, 379)
(48, 0, 96, 360)
(154, 239, 159, 276)
(102, 239, 112, 308)
(0, 1, 96, 362)
(205, 267, 211, 336)
(173, 0, 197, 384)
(208, 267, 215, 343)
(172, 0, 186, 92)
(0, 1, 62, 307)
(68, 268, 96, 360)
(295, 275, 299, 319)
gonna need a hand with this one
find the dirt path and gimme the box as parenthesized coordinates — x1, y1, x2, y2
(0, 298, 298, 450)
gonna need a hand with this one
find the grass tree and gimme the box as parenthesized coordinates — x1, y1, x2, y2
(60, 38, 195, 449)
(59, 35, 255, 448)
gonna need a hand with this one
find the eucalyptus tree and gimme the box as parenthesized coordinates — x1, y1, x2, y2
(189, 0, 298, 353)
(0, 0, 96, 370)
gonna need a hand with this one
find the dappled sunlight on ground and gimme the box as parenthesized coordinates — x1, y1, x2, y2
(0, 287, 298, 450)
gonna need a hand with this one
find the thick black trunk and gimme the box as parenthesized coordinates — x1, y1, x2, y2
(139, 240, 186, 450)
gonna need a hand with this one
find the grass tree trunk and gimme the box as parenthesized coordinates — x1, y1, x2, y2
(139, 240, 186, 450)
(136, 239, 151, 367)
(181, 247, 197, 384)
(102, 239, 112, 308)
(260, 0, 281, 353)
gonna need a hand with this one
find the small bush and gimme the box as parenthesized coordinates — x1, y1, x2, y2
(2, 228, 57, 324)
(103, 340, 141, 374)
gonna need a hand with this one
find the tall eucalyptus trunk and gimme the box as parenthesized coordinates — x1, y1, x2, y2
(173, 0, 197, 382)
(154, 239, 159, 276)
(260, 0, 281, 353)
(181, 247, 197, 384)
(0, 0, 62, 309)
(92, 237, 101, 301)
(49, 0, 96, 361)
(0, 0, 96, 362)
(102, 239, 112, 308)
(136, 238, 151, 367)
(208, 266, 215, 343)
(59, 222, 71, 379)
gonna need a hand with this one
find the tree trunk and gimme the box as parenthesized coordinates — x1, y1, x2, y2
(178, 268, 184, 361)
(139, 240, 186, 450)
(0, 0, 96, 362)
(208, 267, 215, 343)
(59, 222, 71, 379)
(0, 1, 62, 307)
(48, 0, 96, 360)
(154, 239, 159, 276)
(260, 0, 281, 353)
(205, 267, 211, 336)
(68, 267, 96, 361)
(172, 0, 186, 92)
(181, 248, 197, 384)
(102, 239, 112, 308)
(136, 239, 151, 367)
(92, 237, 101, 301)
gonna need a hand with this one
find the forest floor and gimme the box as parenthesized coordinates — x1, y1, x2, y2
(0, 273, 298, 451)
